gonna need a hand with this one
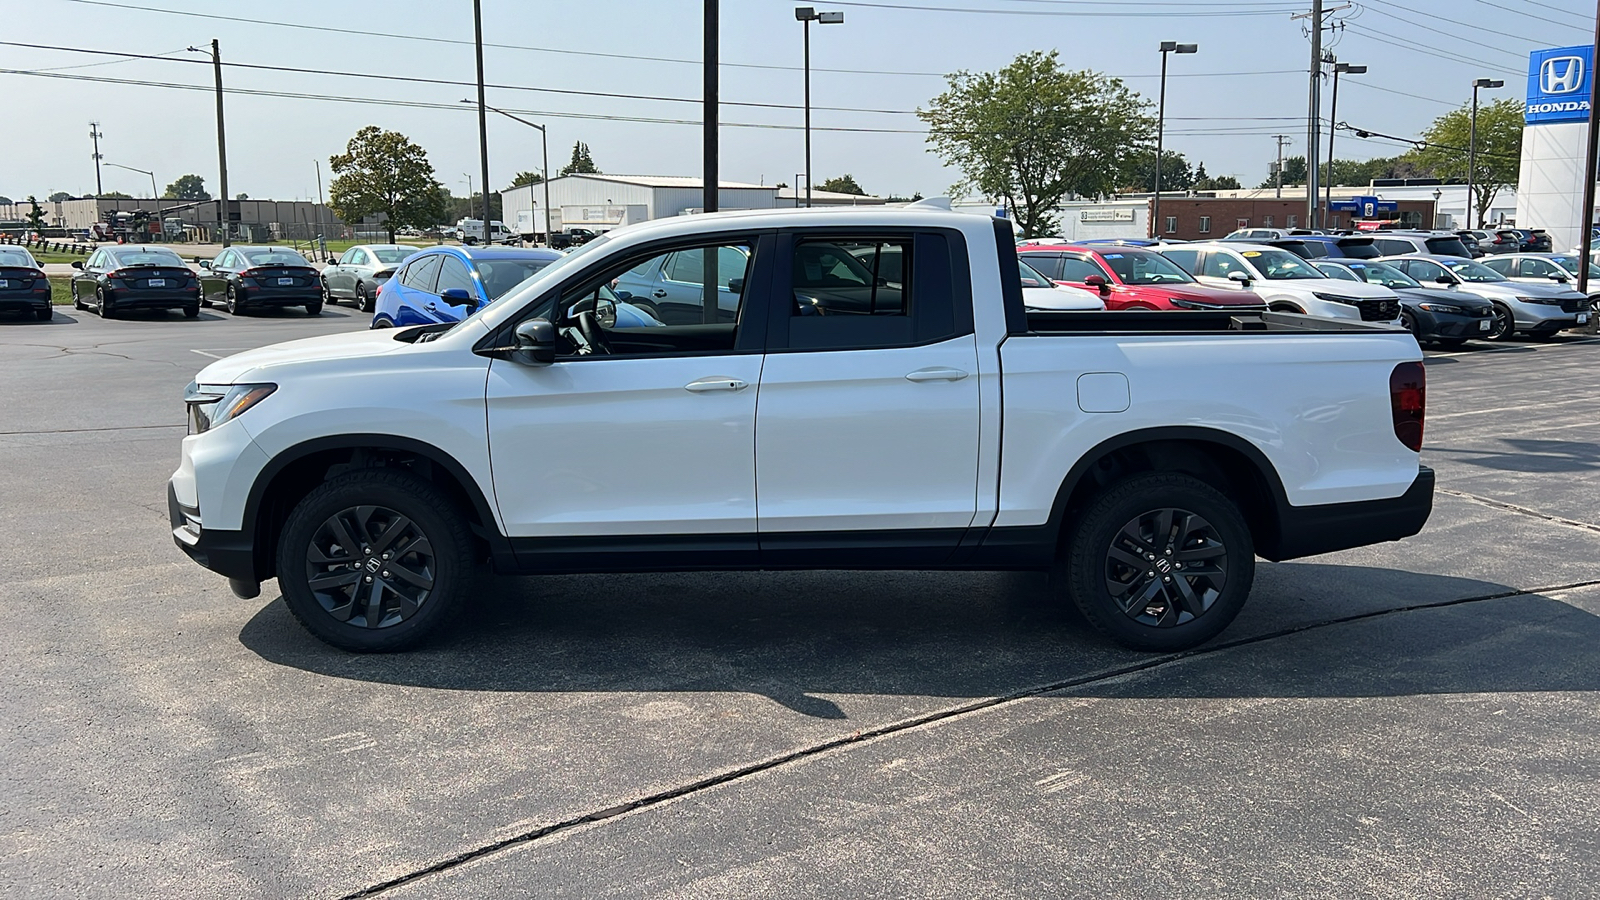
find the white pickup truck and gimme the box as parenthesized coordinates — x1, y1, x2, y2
(170, 206, 1433, 653)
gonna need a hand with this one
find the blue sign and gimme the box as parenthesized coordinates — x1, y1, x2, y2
(1526, 45, 1594, 126)
(1329, 195, 1397, 217)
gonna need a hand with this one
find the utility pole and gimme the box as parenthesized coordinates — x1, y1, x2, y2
(1577, 0, 1600, 319)
(705, 0, 719, 215)
(314, 159, 328, 259)
(1273, 135, 1290, 199)
(198, 40, 230, 247)
(89, 123, 104, 198)
(473, 0, 492, 231)
(1291, 2, 1347, 228)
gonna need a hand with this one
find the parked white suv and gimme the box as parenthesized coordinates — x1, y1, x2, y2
(1158, 242, 1402, 324)
(170, 208, 1432, 654)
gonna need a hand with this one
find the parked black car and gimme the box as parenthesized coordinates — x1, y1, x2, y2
(0, 246, 53, 321)
(1314, 257, 1496, 348)
(70, 245, 200, 319)
(1482, 229, 1552, 254)
(200, 246, 322, 315)
(1455, 231, 1484, 258)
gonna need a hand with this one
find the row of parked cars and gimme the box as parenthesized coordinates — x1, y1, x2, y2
(1014, 229, 1592, 345)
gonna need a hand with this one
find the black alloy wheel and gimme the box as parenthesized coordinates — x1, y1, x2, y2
(278, 469, 474, 652)
(1485, 302, 1515, 341)
(1061, 472, 1254, 651)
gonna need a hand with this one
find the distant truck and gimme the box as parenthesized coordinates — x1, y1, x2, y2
(548, 227, 601, 250)
(454, 218, 515, 245)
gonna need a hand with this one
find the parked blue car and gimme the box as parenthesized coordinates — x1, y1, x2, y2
(372, 246, 563, 328)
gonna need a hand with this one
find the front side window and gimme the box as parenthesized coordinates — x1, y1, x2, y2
(1059, 255, 1110, 284)
(611, 241, 754, 326)
(348, 249, 369, 267)
(478, 259, 556, 301)
(1200, 251, 1248, 280)
(434, 256, 477, 298)
(1315, 263, 1361, 282)
(401, 254, 443, 291)
(1444, 259, 1510, 283)
(1347, 262, 1421, 289)
(1516, 258, 1556, 278)
(1399, 259, 1448, 283)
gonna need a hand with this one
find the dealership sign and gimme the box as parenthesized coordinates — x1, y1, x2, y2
(1526, 46, 1594, 125)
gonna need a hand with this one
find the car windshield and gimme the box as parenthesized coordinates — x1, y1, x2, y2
(371, 247, 416, 264)
(0, 249, 37, 267)
(1345, 261, 1421, 289)
(1242, 248, 1324, 279)
(477, 258, 558, 300)
(1099, 249, 1194, 285)
(452, 234, 615, 329)
(1443, 259, 1509, 283)
(241, 249, 311, 267)
(110, 248, 186, 267)
(1548, 256, 1600, 278)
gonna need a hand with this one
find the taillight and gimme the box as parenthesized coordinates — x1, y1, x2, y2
(1390, 361, 1425, 452)
(239, 268, 262, 279)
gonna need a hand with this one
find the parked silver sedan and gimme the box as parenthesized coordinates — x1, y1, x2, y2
(320, 244, 421, 312)
(1479, 253, 1600, 299)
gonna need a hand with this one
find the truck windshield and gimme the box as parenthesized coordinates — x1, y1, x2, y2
(1099, 250, 1195, 285)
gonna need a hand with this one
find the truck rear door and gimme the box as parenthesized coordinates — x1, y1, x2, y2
(755, 230, 981, 562)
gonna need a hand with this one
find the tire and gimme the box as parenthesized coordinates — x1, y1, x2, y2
(1399, 309, 1419, 335)
(183, 305, 200, 319)
(1485, 302, 1515, 341)
(1060, 472, 1255, 652)
(276, 469, 475, 652)
(226, 284, 244, 315)
(73, 285, 86, 311)
(356, 283, 372, 313)
(35, 307, 53, 322)
(304, 300, 323, 316)
(97, 287, 114, 318)
(321, 279, 336, 305)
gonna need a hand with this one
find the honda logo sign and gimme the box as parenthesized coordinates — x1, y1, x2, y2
(1541, 56, 1584, 94)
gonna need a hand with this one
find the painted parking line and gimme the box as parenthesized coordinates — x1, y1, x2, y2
(190, 349, 247, 360)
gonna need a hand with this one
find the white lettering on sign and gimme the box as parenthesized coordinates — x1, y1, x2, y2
(1079, 208, 1135, 223)
(1528, 100, 1591, 115)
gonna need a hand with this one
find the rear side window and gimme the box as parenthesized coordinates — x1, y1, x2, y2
(1160, 248, 1199, 273)
(400, 254, 443, 291)
(1372, 238, 1413, 256)
(793, 239, 908, 317)
(779, 232, 965, 351)
(1424, 237, 1471, 257)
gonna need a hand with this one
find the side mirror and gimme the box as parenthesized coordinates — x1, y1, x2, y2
(511, 318, 557, 366)
(1227, 270, 1252, 285)
(1552, 274, 1570, 283)
(199, 260, 212, 269)
(595, 297, 617, 328)
(1084, 274, 1110, 294)
(1435, 275, 1456, 286)
(71, 260, 84, 270)
(727, 277, 745, 294)
(441, 287, 475, 307)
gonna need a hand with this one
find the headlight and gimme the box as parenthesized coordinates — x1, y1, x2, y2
(1416, 302, 1465, 314)
(184, 382, 276, 434)
(1514, 295, 1555, 305)
(1169, 297, 1209, 310)
(1312, 292, 1359, 305)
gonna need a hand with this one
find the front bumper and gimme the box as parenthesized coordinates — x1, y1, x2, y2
(168, 481, 257, 581)
(1265, 465, 1434, 561)
(1413, 308, 1495, 340)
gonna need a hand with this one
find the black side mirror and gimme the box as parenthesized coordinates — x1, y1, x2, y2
(512, 318, 556, 366)
(199, 259, 213, 269)
(71, 260, 84, 269)
(1552, 274, 1570, 283)
(1435, 275, 1455, 286)
(727, 277, 744, 294)
(441, 287, 475, 307)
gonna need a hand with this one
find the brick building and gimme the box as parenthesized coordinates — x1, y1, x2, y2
(1148, 197, 1437, 240)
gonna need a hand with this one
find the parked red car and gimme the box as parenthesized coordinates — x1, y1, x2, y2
(1019, 244, 1267, 311)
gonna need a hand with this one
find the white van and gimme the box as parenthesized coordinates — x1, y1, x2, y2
(1159, 242, 1403, 324)
(454, 218, 515, 245)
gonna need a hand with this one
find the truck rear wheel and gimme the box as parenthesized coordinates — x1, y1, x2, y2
(1060, 472, 1254, 652)
(276, 469, 475, 652)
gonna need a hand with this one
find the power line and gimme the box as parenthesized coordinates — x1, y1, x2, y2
(1359, 0, 1543, 61)
(825, 0, 1304, 16)
(1341, 79, 1458, 108)
(1344, 23, 1524, 77)
(1470, 0, 1592, 32)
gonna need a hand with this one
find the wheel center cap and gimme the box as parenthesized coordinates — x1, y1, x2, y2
(1155, 557, 1173, 574)
(364, 557, 382, 573)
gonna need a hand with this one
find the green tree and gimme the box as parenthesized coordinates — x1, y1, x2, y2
(24, 196, 46, 233)
(327, 126, 448, 242)
(1192, 164, 1241, 191)
(919, 50, 1155, 237)
(48, 191, 73, 202)
(559, 141, 599, 176)
(819, 174, 866, 195)
(1409, 98, 1523, 228)
(101, 191, 133, 200)
(1121, 149, 1193, 193)
(507, 171, 543, 190)
(236, 192, 249, 200)
(163, 174, 210, 200)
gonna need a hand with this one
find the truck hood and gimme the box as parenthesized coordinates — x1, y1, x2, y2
(194, 327, 411, 385)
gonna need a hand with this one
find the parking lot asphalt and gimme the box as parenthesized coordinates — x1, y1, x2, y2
(2, 308, 1597, 898)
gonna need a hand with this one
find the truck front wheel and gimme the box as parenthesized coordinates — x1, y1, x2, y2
(1060, 473, 1255, 652)
(276, 469, 475, 652)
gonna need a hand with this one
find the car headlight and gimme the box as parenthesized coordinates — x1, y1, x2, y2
(1416, 302, 1465, 314)
(184, 382, 276, 434)
(1312, 292, 1358, 305)
(1169, 297, 1210, 310)
(1514, 295, 1554, 305)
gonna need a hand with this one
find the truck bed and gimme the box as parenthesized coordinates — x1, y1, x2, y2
(1023, 310, 1405, 334)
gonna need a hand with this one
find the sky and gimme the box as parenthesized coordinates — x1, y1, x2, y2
(1, 0, 1594, 204)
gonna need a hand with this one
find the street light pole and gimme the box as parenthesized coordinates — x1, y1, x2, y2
(105, 162, 157, 201)
(1578, 0, 1600, 311)
(1153, 41, 1197, 239)
(795, 7, 844, 210)
(1468, 77, 1505, 230)
(1326, 60, 1365, 228)
(472, 0, 492, 231)
(469, 101, 553, 245)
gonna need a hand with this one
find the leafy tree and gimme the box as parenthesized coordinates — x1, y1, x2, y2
(236, 193, 249, 200)
(507, 171, 543, 190)
(1409, 98, 1523, 228)
(163, 174, 211, 200)
(1258, 154, 1436, 190)
(328, 126, 448, 242)
(1121, 149, 1193, 193)
(920, 50, 1155, 237)
(102, 191, 133, 199)
(819, 174, 866, 195)
(24, 196, 46, 233)
(48, 191, 73, 202)
(1192, 164, 1241, 191)
(559, 141, 599, 176)
(445, 192, 503, 223)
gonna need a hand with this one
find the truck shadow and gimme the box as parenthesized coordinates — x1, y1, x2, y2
(1427, 438, 1600, 473)
(238, 564, 1600, 717)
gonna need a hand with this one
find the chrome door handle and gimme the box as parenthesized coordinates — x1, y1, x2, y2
(425, 302, 438, 312)
(685, 377, 749, 393)
(905, 367, 969, 383)
(652, 288, 669, 298)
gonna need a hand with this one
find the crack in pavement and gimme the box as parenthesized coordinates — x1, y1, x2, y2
(336, 574, 1600, 899)
(1438, 487, 1600, 536)
(0, 423, 183, 436)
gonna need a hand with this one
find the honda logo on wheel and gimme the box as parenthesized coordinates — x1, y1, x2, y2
(1541, 56, 1584, 95)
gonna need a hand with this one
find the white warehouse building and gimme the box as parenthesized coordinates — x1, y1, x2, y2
(501, 174, 780, 240)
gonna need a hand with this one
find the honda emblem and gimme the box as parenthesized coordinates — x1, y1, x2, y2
(1541, 56, 1584, 95)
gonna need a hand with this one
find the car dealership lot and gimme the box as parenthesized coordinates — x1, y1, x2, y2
(2, 311, 1599, 898)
